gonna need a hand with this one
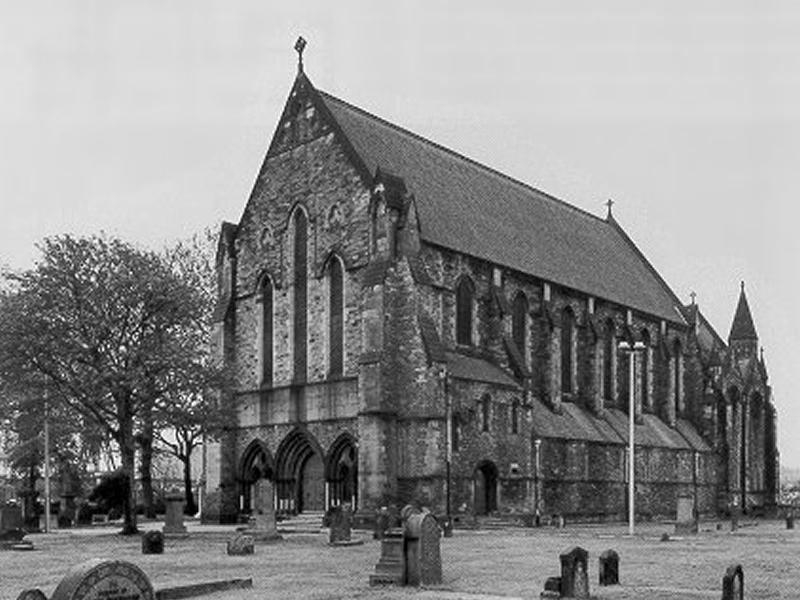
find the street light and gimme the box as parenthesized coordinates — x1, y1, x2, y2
(619, 339, 645, 536)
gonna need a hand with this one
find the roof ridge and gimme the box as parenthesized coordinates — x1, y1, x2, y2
(317, 89, 607, 224)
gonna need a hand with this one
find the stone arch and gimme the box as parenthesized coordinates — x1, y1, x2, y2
(325, 432, 358, 510)
(238, 439, 274, 514)
(274, 428, 325, 514)
(257, 272, 275, 386)
(473, 460, 499, 515)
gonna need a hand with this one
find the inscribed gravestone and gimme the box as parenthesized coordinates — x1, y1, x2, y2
(226, 532, 254, 555)
(403, 511, 442, 586)
(560, 546, 589, 599)
(15, 590, 47, 600)
(51, 559, 154, 600)
(598, 549, 619, 585)
(721, 564, 744, 600)
(674, 494, 697, 535)
(250, 479, 279, 541)
(369, 528, 405, 586)
(328, 504, 353, 544)
(162, 492, 186, 534)
(1, 503, 23, 532)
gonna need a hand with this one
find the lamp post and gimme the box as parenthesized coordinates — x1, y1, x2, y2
(43, 387, 51, 534)
(619, 340, 645, 536)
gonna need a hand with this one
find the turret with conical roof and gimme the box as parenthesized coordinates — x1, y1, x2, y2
(728, 281, 759, 362)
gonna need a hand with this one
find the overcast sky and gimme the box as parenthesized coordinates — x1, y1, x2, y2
(1, 2, 798, 469)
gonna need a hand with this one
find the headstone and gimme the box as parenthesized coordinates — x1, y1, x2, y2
(50, 559, 154, 600)
(141, 530, 164, 554)
(598, 549, 619, 585)
(786, 514, 794, 529)
(560, 546, 590, 599)
(540, 576, 562, 599)
(1, 503, 23, 532)
(15, 590, 47, 600)
(369, 528, 405, 586)
(328, 504, 353, 544)
(374, 505, 400, 540)
(162, 492, 187, 535)
(404, 510, 442, 586)
(226, 532, 254, 555)
(674, 494, 697, 535)
(721, 564, 744, 600)
(249, 479, 280, 541)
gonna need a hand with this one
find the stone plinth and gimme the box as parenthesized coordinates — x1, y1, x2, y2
(162, 493, 187, 535)
(369, 528, 405, 586)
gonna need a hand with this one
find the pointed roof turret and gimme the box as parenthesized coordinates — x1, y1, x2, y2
(728, 281, 758, 343)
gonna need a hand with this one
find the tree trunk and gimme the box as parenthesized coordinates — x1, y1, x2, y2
(117, 402, 139, 535)
(181, 454, 197, 515)
(138, 417, 156, 519)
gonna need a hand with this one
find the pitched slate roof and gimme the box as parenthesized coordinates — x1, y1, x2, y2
(729, 284, 758, 342)
(316, 86, 685, 324)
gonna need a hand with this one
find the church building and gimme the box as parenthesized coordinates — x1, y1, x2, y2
(206, 42, 778, 524)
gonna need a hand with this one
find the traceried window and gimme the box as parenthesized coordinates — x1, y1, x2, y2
(293, 209, 308, 383)
(456, 277, 475, 346)
(260, 276, 273, 386)
(328, 256, 344, 377)
(451, 416, 460, 453)
(512, 291, 528, 356)
(561, 307, 575, 395)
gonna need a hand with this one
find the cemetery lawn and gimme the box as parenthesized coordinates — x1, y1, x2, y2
(1, 519, 796, 600)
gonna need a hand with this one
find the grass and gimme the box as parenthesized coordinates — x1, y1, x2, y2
(1, 519, 797, 599)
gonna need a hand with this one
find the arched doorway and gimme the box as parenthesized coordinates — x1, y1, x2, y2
(473, 461, 499, 515)
(238, 440, 273, 515)
(326, 433, 358, 510)
(275, 428, 325, 514)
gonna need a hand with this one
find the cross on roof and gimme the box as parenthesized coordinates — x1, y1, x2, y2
(295, 36, 307, 73)
(690, 291, 697, 305)
(605, 198, 614, 216)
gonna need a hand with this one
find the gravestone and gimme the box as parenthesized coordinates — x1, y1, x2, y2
(226, 532, 255, 555)
(403, 510, 442, 586)
(674, 494, 697, 535)
(1, 503, 23, 532)
(162, 492, 186, 535)
(141, 530, 164, 554)
(328, 504, 353, 544)
(540, 576, 561, 599)
(50, 559, 154, 600)
(721, 564, 744, 600)
(15, 590, 47, 600)
(249, 479, 280, 541)
(786, 513, 794, 529)
(598, 549, 619, 585)
(374, 505, 400, 540)
(560, 546, 590, 599)
(369, 528, 405, 586)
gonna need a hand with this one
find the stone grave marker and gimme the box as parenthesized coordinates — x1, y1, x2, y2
(369, 527, 405, 586)
(374, 505, 400, 540)
(674, 494, 697, 535)
(15, 590, 47, 600)
(786, 513, 794, 529)
(721, 564, 744, 600)
(403, 510, 442, 586)
(162, 492, 186, 535)
(328, 503, 353, 545)
(560, 546, 590, 599)
(598, 549, 619, 585)
(539, 576, 561, 599)
(50, 559, 154, 600)
(226, 532, 255, 555)
(141, 530, 164, 554)
(249, 479, 280, 541)
(1, 503, 23, 532)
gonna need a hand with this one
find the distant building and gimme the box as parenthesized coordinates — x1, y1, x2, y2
(205, 45, 778, 523)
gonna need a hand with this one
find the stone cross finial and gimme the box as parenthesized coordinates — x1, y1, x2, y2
(605, 198, 614, 216)
(295, 36, 307, 73)
(690, 291, 696, 305)
(740, 280, 745, 292)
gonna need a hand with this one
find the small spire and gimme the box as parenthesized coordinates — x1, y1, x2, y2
(740, 280, 745, 292)
(294, 36, 307, 73)
(689, 291, 697, 306)
(605, 198, 614, 218)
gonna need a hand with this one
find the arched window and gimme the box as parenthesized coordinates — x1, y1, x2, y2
(560, 307, 575, 395)
(293, 209, 308, 383)
(673, 339, 682, 414)
(371, 198, 387, 255)
(511, 398, 520, 434)
(328, 257, 344, 377)
(481, 394, 491, 432)
(260, 276, 273, 386)
(640, 329, 651, 411)
(603, 319, 616, 405)
(512, 291, 528, 355)
(451, 415, 460, 453)
(456, 277, 474, 346)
